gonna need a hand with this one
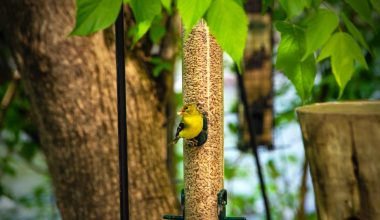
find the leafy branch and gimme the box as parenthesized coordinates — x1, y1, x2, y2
(70, 0, 378, 101)
(274, 0, 376, 101)
(70, 0, 248, 72)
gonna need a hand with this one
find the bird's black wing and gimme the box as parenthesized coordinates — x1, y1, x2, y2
(202, 113, 208, 131)
(173, 122, 185, 144)
(175, 122, 185, 137)
(189, 114, 208, 147)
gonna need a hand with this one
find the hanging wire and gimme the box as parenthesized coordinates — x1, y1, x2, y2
(115, 6, 129, 220)
(236, 71, 272, 220)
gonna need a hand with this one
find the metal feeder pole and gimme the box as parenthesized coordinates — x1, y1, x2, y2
(115, 6, 129, 220)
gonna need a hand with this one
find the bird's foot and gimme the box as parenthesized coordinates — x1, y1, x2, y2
(186, 139, 198, 147)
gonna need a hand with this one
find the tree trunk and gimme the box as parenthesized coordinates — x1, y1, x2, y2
(0, 1, 178, 219)
(297, 101, 380, 220)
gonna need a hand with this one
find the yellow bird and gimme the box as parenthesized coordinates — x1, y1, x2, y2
(173, 104, 208, 147)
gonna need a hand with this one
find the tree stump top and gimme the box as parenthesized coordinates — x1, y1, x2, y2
(297, 101, 380, 115)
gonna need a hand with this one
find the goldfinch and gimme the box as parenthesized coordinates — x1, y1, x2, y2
(173, 104, 208, 147)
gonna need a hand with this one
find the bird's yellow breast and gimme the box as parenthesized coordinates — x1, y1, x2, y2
(179, 114, 203, 139)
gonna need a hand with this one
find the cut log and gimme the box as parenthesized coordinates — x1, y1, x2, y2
(297, 101, 380, 220)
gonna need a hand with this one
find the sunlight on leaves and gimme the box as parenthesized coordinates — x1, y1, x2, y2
(130, 0, 161, 44)
(279, 0, 311, 19)
(206, 0, 248, 72)
(317, 32, 368, 97)
(302, 9, 338, 60)
(161, 0, 172, 14)
(177, 0, 212, 34)
(275, 21, 316, 101)
(71, 0, 122, 36)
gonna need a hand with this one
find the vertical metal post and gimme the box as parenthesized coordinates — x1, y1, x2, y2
(115, 6, 129, 220)
(183, 20, 224, 220)
(237, 72, 271, 220)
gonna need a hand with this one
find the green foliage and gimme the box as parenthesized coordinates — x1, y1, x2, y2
(371, 0, 380, 13)
(149, 15, 166, 44)
(345, 0, 374, 27)
(228, 122, 239, 134)
(317, 32, 368, 97)
(161, 0, 172, 14)
(206, 0, 248, 72)
(279, 0, 311, 18)
(70, 0, 248, 74)
(273, 0, 375, 101)
(177, 0, 212, 34)
(71, 0, 122, 36)
(149, 57, 172, 77)
(69, 0, 377, 101)
(276, 21, 316, 101)
(262, 0, 274, 13)
(130, 0, 162, 44)
(341, 13, 371, 53)
(302, 9, 339, 60)
(0, 81, 57, 219)
(267, 159, 280, 179)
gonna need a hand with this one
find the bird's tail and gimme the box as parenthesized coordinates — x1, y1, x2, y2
(172, 136, 180, 145)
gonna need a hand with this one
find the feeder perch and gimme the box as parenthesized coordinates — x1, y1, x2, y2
(163, 189, 246, 220)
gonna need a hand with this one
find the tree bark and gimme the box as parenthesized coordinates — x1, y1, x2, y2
(0, 1, 178, 219)
(297, 101, 380, 220)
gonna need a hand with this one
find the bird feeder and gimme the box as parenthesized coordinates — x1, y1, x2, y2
(164, 20, 245, 220)
(182, 20, 224, 220)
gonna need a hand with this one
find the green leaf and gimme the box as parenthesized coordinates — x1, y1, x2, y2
(267, 160, 280, 179)
(341, 13, 371, 53)
(19, 142, 38, 162)
(149, 57, 172, 77)
(302, 9, 338, 60)
(161, 0, 172, 14)
(228, 122, 239, 134)
(370, 0, 380, 13)
(345, 0, 374, 27)
(206, 0, 248, 72)
(279, 0, 311, 19)
(71, 0, 122, 36)
(261, 0, 274, 14)
(311, 0, 322, 8)
(317, 32, 368, 97)
(232, 0, 244, 6)
(149, 16, 166, 44)
(123, 0, 130, 3)
(130, 0, 161, 43)
(177, 0, 212, 33)
(275, 21, 316, 101)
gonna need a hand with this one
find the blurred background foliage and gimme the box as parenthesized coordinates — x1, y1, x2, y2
(0, 82, 59, 219)
(1, 0, 379, 219)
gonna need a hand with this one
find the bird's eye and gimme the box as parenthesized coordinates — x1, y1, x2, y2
(184, 107, 188, 110)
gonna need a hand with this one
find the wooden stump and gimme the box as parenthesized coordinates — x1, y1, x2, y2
(297, 101, 380, 220)
(182, 20, 224, 220)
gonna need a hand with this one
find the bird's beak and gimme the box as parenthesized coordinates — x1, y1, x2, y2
(177, 110, 184, 116)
